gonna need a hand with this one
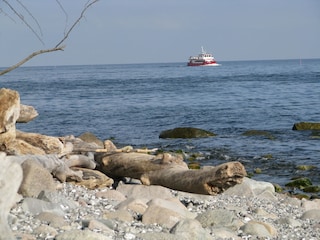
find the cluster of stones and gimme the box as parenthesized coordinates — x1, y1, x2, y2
(6, 176, 320, 240)
(1, 87, 320, 239)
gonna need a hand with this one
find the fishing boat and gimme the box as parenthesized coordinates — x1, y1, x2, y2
(187, 47, 220, 66)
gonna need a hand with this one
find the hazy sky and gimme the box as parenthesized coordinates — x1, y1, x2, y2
(1, 0, 320, 66)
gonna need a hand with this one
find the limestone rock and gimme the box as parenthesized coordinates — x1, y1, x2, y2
(19, 159, 56, 198)
(17, 104, 38, 123)
(159, 127, 216, 139)
(223, 177, 275, 199)
(142, 198, 196, 228)
(196, 209, 238, 229)
(55, 229, 113, 240)
(16, 131, 64, 154)
(170, 219, 212, 240)
(301, 209, 320, 220)
(0, 88, 20, 149)
(0, 152, 23, 240)
(240, 220, 277, 238)
(6, 139, 45, 155)
(116, 184, 173, 200)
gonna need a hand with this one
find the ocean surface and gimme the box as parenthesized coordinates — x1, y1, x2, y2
(1, 59, 320, 189)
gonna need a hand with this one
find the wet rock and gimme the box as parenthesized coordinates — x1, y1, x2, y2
(292, 122, 320, 130)
(0, 152, 23, 240)
(285, 177, 312, 189)
(159, 127, 216, 139)
(242, 129, 275, 140)
(19, 159, 56, 198)
(17, 104, 38, 123)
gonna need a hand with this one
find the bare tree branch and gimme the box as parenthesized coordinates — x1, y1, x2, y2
(0, 47, 65, 76)
(2, 0, 44, 45)
(55, 0, 98, 48)
(0, 0, 99, 76)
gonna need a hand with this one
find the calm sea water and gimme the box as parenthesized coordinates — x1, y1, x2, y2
(1, 59, 320, 188)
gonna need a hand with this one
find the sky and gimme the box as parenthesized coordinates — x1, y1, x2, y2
(1, 0, 320, 67)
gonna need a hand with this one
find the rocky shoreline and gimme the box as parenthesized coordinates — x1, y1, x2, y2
(8, 178, 320, 240)
(1, 87, 320, 239)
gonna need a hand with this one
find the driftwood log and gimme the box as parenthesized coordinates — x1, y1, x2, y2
(95, 151, 247, 195)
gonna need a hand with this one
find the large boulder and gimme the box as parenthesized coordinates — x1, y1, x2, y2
(292, 122, 320, 130)
(16, 130, 64, 154)
(0, 152, 23, 240)
(0, 88, 20, 150)
(159, 127, 216, 139)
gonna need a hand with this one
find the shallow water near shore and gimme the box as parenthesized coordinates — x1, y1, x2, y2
(2, 59, 320, 189)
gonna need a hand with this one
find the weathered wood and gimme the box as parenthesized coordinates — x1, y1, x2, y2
(95, 152, 188, 179)
(141, 162, 246, 195)
(95, 151, 247, 195)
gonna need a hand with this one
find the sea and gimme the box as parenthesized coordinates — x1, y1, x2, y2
(1, 59, 320, 190)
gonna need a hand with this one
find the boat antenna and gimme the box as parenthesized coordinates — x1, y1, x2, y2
(201, 46, 206, 54)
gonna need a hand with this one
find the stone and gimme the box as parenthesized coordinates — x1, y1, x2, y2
(301, 209, 320, 220)
(159, 127, 216, 139)
(0, 152, 23, 240)
(16, 130, 64, 154)
(17, 104, 38, 123)
(21, 198, 65, 216)
(240, 221, 277, 238)
(6, 139, 45, 155)
(95, 189, 126, 202)
(0, 88, 20, 149)
(223, 177, 275, 199)
(55, 229, 113, 240)
(78, 132, 104, 148)
(36, 212, 68, 228)
(116, 197, 149, 214)
(34, 225, 58, 237)
(86, 219, 114, 235)
(19, 159, 56, 198)
(292, 122, 320, 130)
(276, 217, 302, 228)
(170, 219, 212, 239)
(302, 199, 320, 211)
(242, 130, 275, 140)
(142, 198, 196, 228)
(116, 184, 173, 200)
(103, 209, 134, 222)
(196, 209, 238, 230)
(137, 232, 177, 240)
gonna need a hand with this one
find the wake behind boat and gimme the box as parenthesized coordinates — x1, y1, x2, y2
(187, 47, 220, 66)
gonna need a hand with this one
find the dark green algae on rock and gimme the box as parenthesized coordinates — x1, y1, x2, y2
(292, 122, 320, 130)
(159, 127, 216, 139)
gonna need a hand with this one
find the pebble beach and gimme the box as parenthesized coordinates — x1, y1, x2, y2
(9, 177, 320, 240)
